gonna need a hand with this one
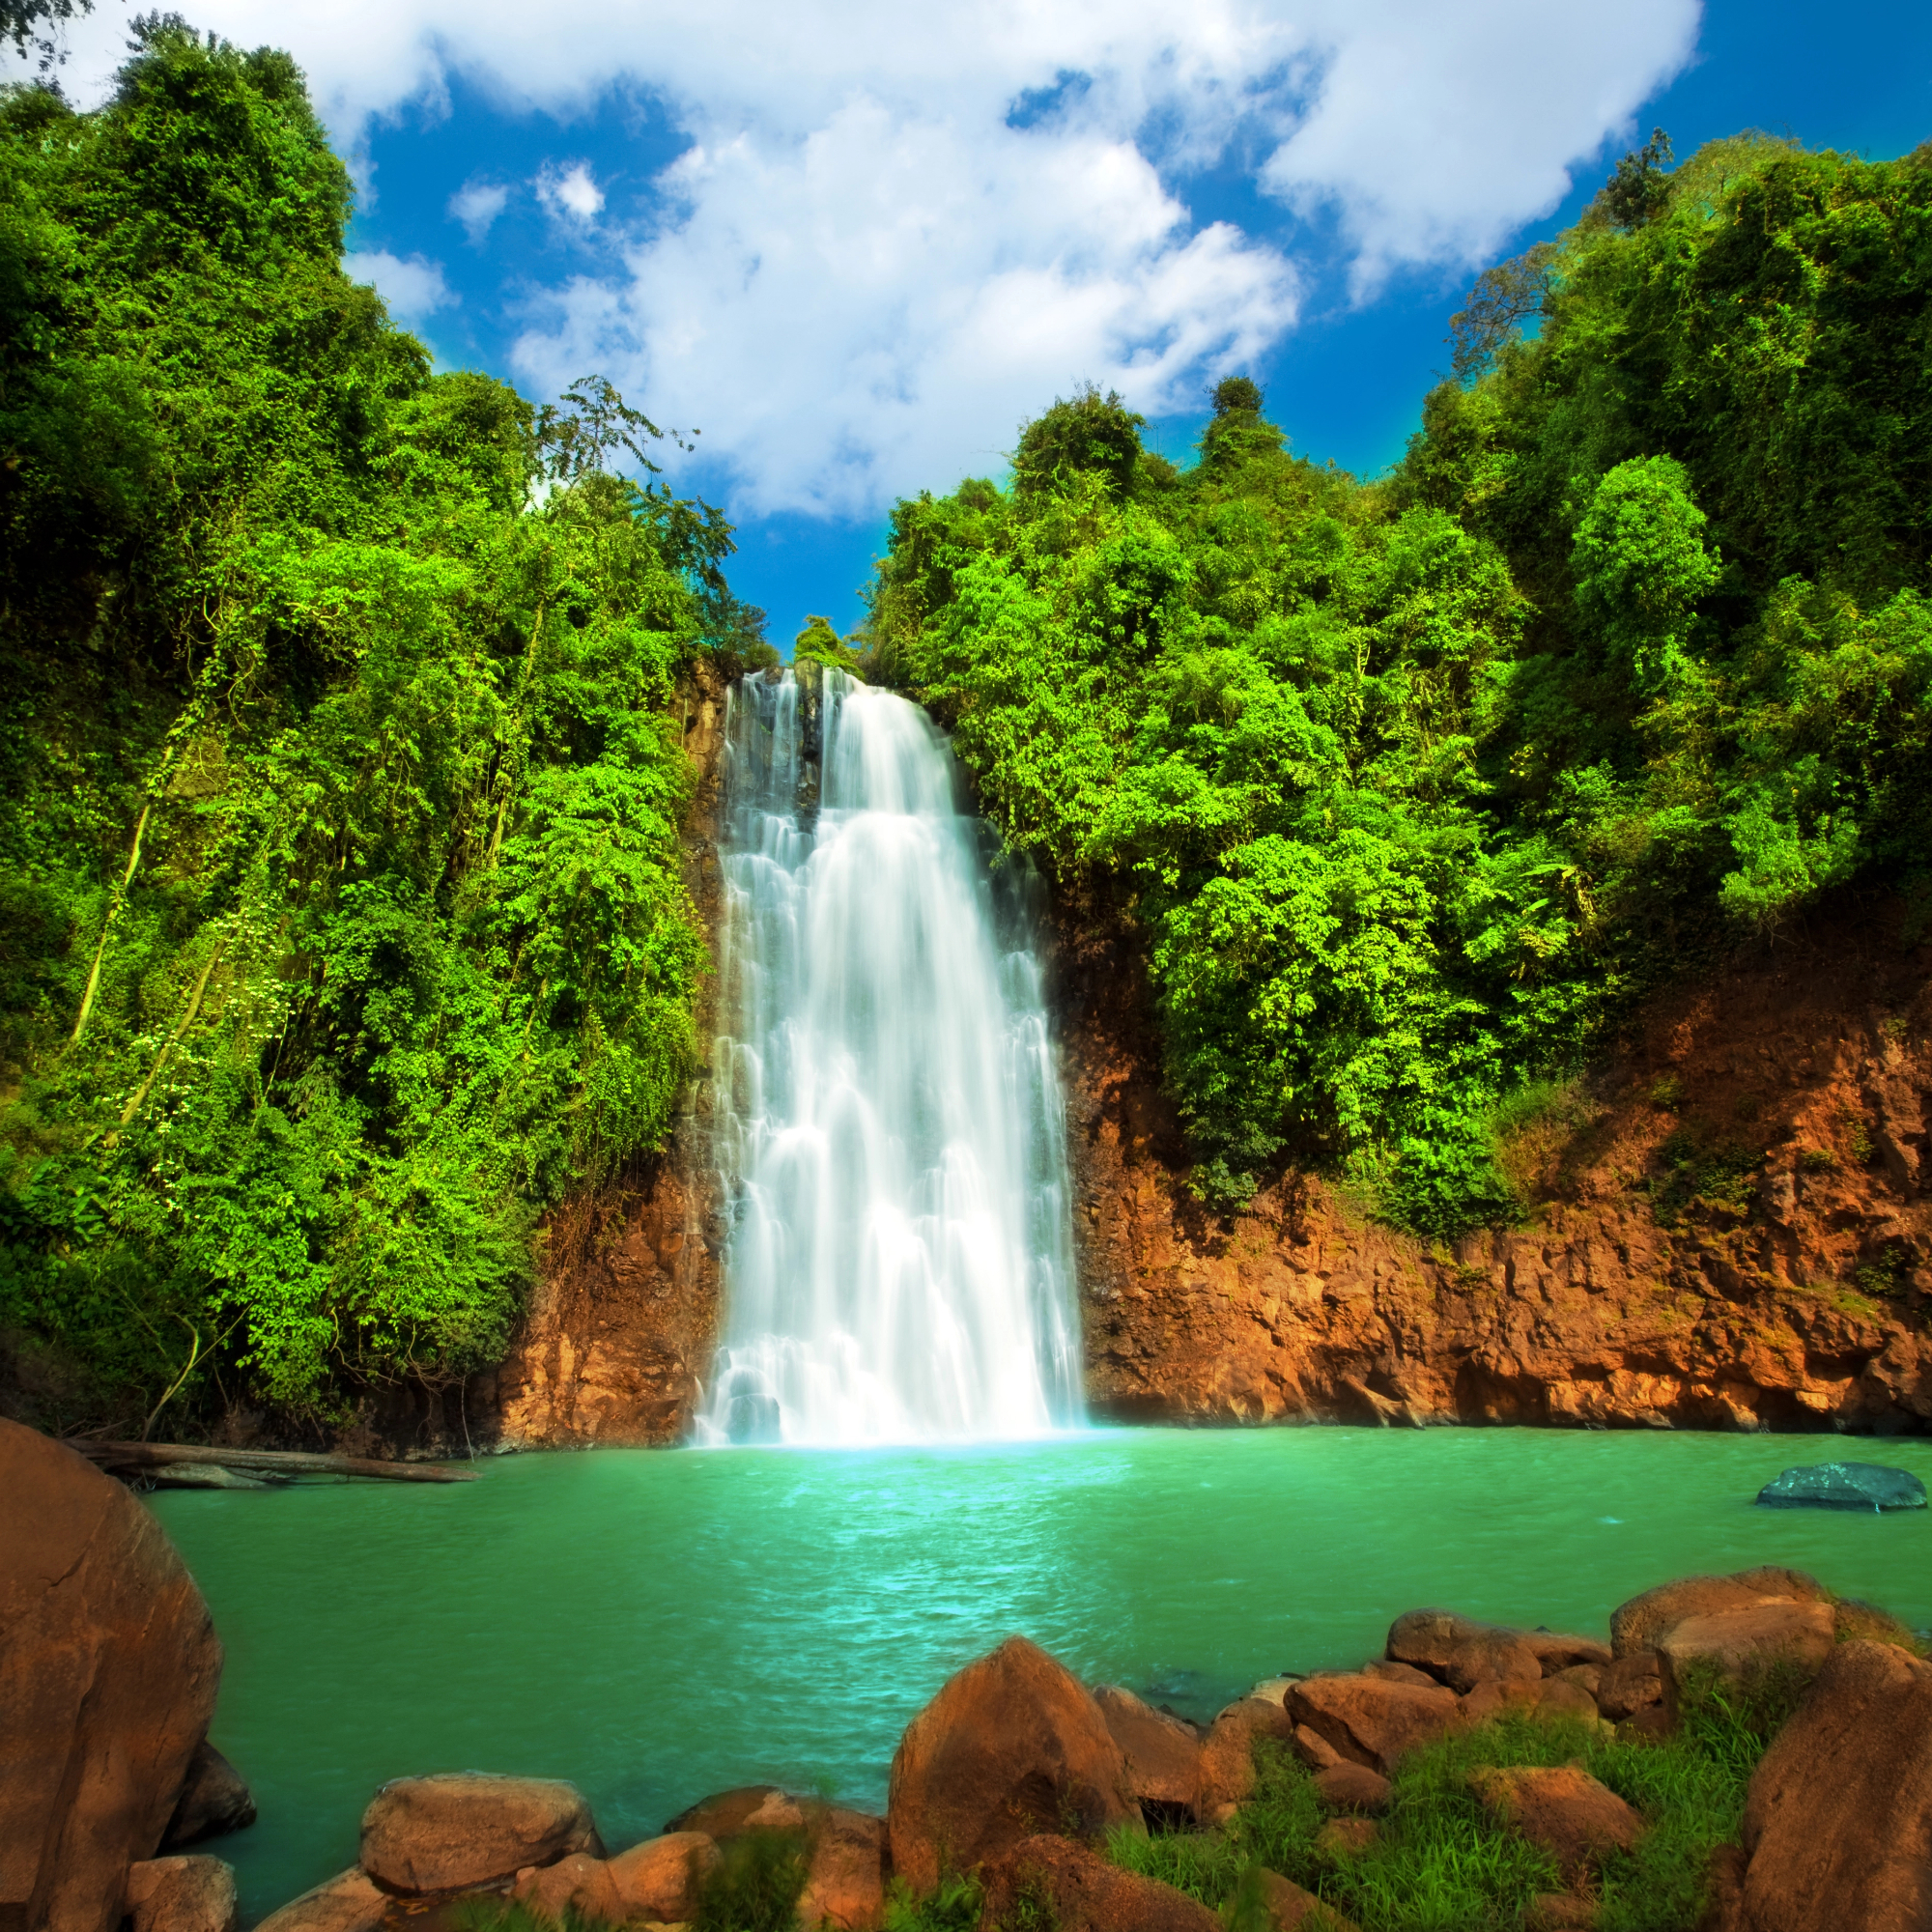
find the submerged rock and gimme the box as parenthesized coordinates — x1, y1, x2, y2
(1754, 1461, 1927, 1512)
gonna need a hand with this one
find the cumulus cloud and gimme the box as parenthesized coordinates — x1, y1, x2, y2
(535, 160, 605, 223)
(343, 248, 456, 324)
(448, 178, 510, 242)
(18, 0, 1701, 515)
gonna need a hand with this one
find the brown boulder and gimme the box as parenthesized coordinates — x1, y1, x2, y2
(978, 1835, 1219, 1932)
(1287, 1674, 1462, 1775)
(0, 1420, 223, 1932)
(1250, 1867, 1359, 1930)
(1386, 1609, 1543, 1691)
(798, 1807, 886, 1931)
(1194, 1697, 1296, 1821)
(125, 1858, 238, 1932)
(1741, 1638, 1932, 1932)
(886, 1636, 1140, 1891)
(1656, 1602, 1836, 1712)
(1695, 1845, 1747, 1932)
(161, 1744, 255, 1851)
(251, 1869, 386, 1932)
(1311, 1763, 1391, 1814)
(1360, 1661, 1437, 1688)
(1313, 1817, 1378, 1860)
(1467, 1765, 1644, 1881)
(359, 1773, 602, 1892)
(1458, 1678, 1544, 1727)
(512, 1852, 626, 1924)
(1291, 1724, 1343, 1771)
(1522, 1633, 1613, 1676)
(1094, 1686, 1204, 1811)
(607, 1832, 721, 1921)
(1595, 1652, 1662, 1720)
(1608, 1569, 1824, 1658)
(1533, 1678, 1602, 1724)
(665, 1784, 797, 1838)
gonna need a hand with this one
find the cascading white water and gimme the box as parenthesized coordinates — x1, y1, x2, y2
(696, 666, 1083, 1446)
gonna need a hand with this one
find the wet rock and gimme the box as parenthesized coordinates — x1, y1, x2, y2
(1608, 1568, 1825, 1658)
(1311, 1763, 1391, 1814)
(1594, 1652, 1663, 1720)
(162, 1743, 256, 1850)
(797, 1807, 886, 1932)
(1754, 1461, 1927, 1511)
(1287, 1674, 1462, 1776)
(251, 1868, 386, 1932)
(1094, 1685, 1205, 1811)
(359, 1773, 602, 1892)
(512, 1852, 626, 1924)
(886, 1636, 1139, 1893)
(1742, 1638, 1932, 1932)
(1656, 1602, 1836, 1711)
(1250, 1867, 1359, 1930)
(1467, 1765, 1644, 1881)
(1194, 1697, 1296, 1820)
(0, 1418, 223, 1932)
(1386, 1609, 1543, 1691)
(607, 1832, 721, 1922)
(978, 1835, 1220, 1932)
(125, 1858, 238, 1932)
(1313, 1817, 1378, 1860)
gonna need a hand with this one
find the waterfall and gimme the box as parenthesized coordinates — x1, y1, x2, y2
(696, 666, 1084, 1446)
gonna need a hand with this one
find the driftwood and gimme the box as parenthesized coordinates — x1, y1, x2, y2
(65, 1440, 480, 1484)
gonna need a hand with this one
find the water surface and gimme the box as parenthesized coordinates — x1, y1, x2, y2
(149, 1428, 1932, 1922)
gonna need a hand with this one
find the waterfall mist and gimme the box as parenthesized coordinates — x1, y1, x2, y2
(696, 667, 1083, 1446)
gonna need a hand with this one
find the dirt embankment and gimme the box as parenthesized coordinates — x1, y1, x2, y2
(1058, 901, 1932, 1434)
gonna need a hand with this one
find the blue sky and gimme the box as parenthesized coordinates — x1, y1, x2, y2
(25, 0, 1932, 647)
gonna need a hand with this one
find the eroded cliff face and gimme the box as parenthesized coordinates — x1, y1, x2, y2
(1057, 904, 1932, 1435)
(472, 664, 731, 1449)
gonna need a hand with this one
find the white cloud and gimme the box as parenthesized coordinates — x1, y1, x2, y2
(344, 248, 456, 324)
(535, 160, 605, 223)
(14, 0, 1701, 516)
(449, 178, 510, 242)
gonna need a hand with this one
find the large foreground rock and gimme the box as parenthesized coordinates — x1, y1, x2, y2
(797, 1806, 887, 1931)
(1467, 1765, 1644, 1881)
(887, 1636, 1140, 1890)
(1094, 1686, 1204, 1812)
(0, 1418, 223, 1932)
(1754, 1461, 1927, 1511)
(124, 1858, 238, 1932)
(1285, 1674, 1462, 1776)
(358, 1773, 601, 1891)
(977, 1835, 1219, 1932)
(1655, 1601, 1836, 1712)
(1742, 1638, 1932, 1932)
(1608, 1569, 1824, 1658)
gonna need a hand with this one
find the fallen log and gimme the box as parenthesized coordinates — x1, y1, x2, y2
(64, 1440, 481, 1484)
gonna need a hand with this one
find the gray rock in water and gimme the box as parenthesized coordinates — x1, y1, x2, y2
(1755, 1462, 1927, 1512)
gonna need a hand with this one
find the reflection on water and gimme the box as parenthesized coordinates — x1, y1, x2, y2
(149, 1428, 1932, 1921)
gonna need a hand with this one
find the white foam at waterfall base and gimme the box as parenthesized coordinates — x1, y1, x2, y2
(696, 667, 1084, 1446)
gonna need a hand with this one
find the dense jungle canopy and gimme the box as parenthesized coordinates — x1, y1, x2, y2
(3, 23, 1928, 1432)
(867, 128, 1932, 1230)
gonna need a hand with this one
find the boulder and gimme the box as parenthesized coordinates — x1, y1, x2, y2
(1594, 1653, 1662, 1720)
(251, 1869, 387, 1932)
(797, 1807, 886, 1931)
(1094, 1686, 1205, 1810)
(1467, 1765, 1644, 1881)
(1194, 1697, 1296, 1821)
(1741, 1638, 1932, 1932)
(1754, 1461, 1927, 1512)
(886, 1636, 1140, 1892)
(1458, 1679, 1543, 1727)
(607, 1832, 722, 1921)
(359, 1773, 602, 1892)
(977, 1835, 1219, 1932)
(1291, 1724, 1343, 1772)
(0, 1418, 223, 1932)
(1552, 1664, 1602, 1700)
(1695, 1845, 1747, 1932)
(1608, 1569, 1824, 1658)
(1656, 1602, 1836, 1712)
(1313, 1817, 1378, 1860)
(1533, 1678, 1602, 1724)
(1385, 1609, 1543, 1691)
(1311, 1763, 1391, 1814)
(665, 1785, 797, 1839)
(1249, 1867, 1359, 1930)
(124, 1858, 238, 1932)
(1521, 1632, 1613, 1676)
(512, 1852, 626, 1924)
(161, 1744, 256, 1850)
(1359, 1661, 1437, 1688)
(1287, 1674, 1462, 1776)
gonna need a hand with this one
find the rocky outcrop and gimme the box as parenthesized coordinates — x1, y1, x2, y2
(1058, 906, 1932, 1433)
(0, 1419, 223, 1932)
